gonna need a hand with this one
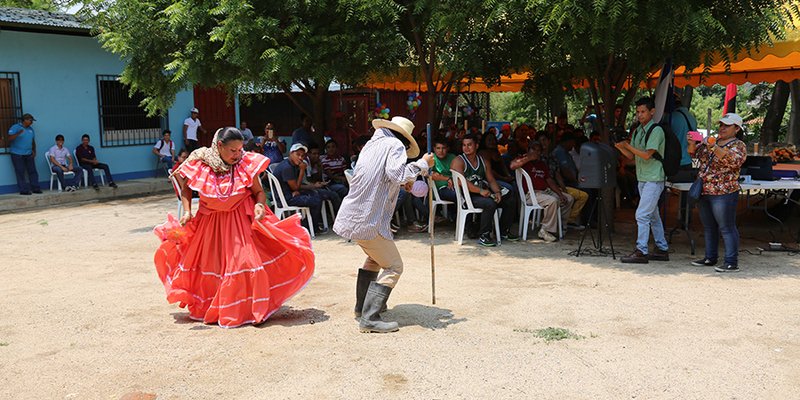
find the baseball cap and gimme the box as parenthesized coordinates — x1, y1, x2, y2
(22, 113, 35, 121)
(719, 113, 743, 128)
(290, 143, 308, 153)
(190, 107, 199, 113)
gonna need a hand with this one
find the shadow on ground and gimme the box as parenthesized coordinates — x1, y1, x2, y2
(385, 303, 466, 330)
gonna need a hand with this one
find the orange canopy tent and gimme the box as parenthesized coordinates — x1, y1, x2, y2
(366, 23, 800, 92)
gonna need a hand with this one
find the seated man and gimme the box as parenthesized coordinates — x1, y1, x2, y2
(305, 142, 344, 211)
(546, 133, 588, 229)
(75, 134, 118, 189)
(510, 141, 574, 242)
(153, 130, 176, 169)
(429, 135, 457, 220)
(450, 133, 518, 246)
(321, 139, 349, 187)
(48, 134, 83, 192)
(273, 143, 327, 234)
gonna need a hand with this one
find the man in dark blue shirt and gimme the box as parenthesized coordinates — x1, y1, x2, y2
(273, 143, 327, 234)
(75, 134, 118, 189)
(291, 114, 315, 148)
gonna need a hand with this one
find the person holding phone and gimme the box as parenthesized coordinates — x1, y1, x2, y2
(260, 122, 286, 163)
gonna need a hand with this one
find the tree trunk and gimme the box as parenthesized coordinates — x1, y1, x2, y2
(787, 79, 800, 145)
(761, 80, 789, 146)
(312, 84, 328, 147)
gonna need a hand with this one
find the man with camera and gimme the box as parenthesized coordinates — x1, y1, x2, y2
(615, 97, 670, 264)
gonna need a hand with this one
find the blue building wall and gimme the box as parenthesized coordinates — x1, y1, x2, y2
(0, 29, 193, 194)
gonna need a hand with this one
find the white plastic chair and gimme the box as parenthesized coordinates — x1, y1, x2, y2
(45, 151, 78, 192)
(344, 169, 354, 184)
(451, 170, 500, 245)
(266, 171, 316, 239)
(74, 149, 106, 187)
(515, 168, 562, 240)
(428, 176, 454, 230)
(170, 175, 200, 218)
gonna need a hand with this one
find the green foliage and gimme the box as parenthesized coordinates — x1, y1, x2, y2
(514, 327, 585, 342)
(520, 0, 795, 136)
(90, 0, 405, 116)
(0, 0, 64, 11)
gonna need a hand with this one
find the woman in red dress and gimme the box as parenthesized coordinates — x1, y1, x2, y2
(154, 127, 314, 328)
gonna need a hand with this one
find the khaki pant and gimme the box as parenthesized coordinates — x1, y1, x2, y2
(356, 236, 404, 288)
(565, 186, 588, 224)
(527, 190, 573, 234)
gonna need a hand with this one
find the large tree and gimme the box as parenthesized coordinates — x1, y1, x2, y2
(523, 0, 796, 138)
(385, 0, 531, 129)
(91, 0, 403, 145)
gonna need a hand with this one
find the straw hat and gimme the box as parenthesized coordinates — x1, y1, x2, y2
(372, 116, 419, 158)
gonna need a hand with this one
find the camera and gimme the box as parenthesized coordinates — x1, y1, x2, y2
(612, 128, 630, 143)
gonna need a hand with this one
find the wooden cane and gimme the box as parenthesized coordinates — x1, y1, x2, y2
(427, 123, 436, 304)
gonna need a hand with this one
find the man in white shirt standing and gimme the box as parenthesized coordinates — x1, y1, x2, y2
(48, 134, 83, 192)
(182, 107, 205, 152)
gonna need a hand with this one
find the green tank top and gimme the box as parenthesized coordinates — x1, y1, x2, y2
(460, 154, 486, 187)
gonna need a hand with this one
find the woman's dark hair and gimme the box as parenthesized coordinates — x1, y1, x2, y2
(480, 130, 496, 149)
(217, 127, 245, 144)
(391, 130, 411, 147)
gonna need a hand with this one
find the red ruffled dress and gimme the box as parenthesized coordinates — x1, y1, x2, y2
(153, 152, 314, 328)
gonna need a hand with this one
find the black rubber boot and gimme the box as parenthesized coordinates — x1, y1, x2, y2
(359, 282, 399, 333)
(354, 269, 379, 317)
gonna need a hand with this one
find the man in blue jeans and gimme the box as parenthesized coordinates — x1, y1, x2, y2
(615, 97, 669, 263)
(7, 113, 42, 195)
(273, 143, 327, 234)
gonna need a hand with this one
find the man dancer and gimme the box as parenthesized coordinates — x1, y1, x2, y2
(334, 116, 434, 333)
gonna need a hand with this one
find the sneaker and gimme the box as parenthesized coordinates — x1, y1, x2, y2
(621, 249, 649, 264)
(20, 191, 32, 195)
(691, 258, 717, 267)
(93, 184, 99, 190)
(648, 248, 670, 261)
(390, 221, 400, 233)
(315, 226, 328, 235)
(32, 189, 43, 194)
(408, 222, 428, 233)
(567, 222, 585, 231)
(715, 264, 740, 273)
(109, 182, 118, 188)
(65, 186, 77, 192)
(537, 228, 557, 243)
(478, 233, 496, 247)
(502, 231, 520, 242)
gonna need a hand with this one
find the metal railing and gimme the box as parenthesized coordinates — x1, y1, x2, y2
(97, 75, 167, 147)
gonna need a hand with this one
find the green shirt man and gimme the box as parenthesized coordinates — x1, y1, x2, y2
(632, 120, 665, 182)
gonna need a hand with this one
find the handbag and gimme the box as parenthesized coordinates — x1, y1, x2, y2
(688, 177, 703, 202)
(688, 139, 737, 202)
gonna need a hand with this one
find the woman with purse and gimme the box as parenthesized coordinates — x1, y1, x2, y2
(687, 113, 747, 272)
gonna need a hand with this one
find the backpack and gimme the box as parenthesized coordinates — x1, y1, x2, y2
(644, 119, 682, 179)
(157, 140, 173, 152)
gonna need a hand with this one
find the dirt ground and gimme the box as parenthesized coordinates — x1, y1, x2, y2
(1, 194, 799, 399)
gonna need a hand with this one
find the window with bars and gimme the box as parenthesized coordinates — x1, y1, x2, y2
(97, 75, 167, 147)
(0, 72, 23, 154)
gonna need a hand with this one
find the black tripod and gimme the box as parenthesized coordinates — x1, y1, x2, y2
(575, 190, 616, 258)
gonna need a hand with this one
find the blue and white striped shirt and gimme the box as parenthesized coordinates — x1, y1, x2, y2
(333, 128, 429, 240)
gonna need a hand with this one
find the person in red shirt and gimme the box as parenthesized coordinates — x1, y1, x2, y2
(510, 141, 574, 242)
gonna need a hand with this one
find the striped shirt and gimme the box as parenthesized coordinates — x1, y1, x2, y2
(333, 128, 429, 240)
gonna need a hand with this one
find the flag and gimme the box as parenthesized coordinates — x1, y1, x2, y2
(722, 83, 737, 114)
(653, 59, 675, 123)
